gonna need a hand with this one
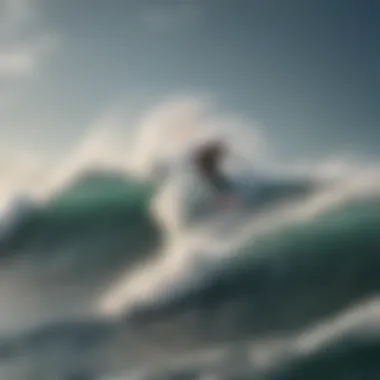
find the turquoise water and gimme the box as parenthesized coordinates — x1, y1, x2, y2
(0, 167, 379, 380)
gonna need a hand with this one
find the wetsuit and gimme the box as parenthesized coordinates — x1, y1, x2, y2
(194, 142, 231, 194)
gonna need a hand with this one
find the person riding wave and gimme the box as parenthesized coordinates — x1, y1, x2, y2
(193, 141, 229, 192)
(157, 127, 250, 208)
(192, 140, 240, 207)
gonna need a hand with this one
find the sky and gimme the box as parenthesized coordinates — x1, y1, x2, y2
(0, 0, 379, 167)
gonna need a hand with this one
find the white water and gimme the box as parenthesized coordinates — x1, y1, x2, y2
(96, 99, 380, 318)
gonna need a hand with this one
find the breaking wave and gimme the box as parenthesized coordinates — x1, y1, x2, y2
(0, 97, 379, 380)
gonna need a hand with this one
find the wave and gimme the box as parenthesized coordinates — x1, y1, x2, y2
(125, 192, 380, 337)
(99, 161, 380, 316)
(0, 97, 380, 379)
(0, 168, 161, 284)
(1, 192, 379, 379)
(0, 160, 378, 379)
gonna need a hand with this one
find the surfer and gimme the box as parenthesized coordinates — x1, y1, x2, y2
(193, 140, 238, 207)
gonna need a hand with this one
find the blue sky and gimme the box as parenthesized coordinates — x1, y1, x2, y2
(0, 0, 379, 163)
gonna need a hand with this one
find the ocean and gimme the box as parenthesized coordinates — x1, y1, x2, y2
(0, 118, 379, 380)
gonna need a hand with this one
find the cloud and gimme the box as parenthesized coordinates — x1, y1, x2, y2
(0, 1, 58, 191)
(0, 34, 56, 77)
(0, 0, 57, 78)
(0, 0, 58, 157)
(0, 50, 34, 75)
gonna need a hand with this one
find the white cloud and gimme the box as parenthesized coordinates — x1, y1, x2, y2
(0, 1, 58, 188)
(0, 34, 56, 76)
(0, 0, 57, 78)
(0, 49, 35, 75)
